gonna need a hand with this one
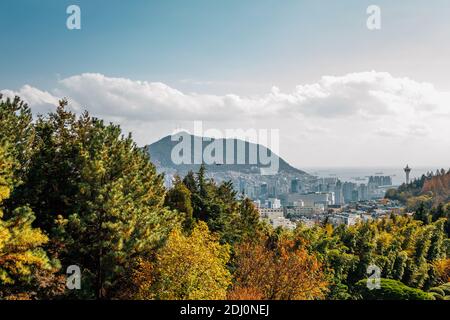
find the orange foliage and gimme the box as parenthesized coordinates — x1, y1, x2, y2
(227, 286, 264, 300)
(230, 239, 328, 300)
(114, 257, 154, 300)
(422, 171, 450, 204)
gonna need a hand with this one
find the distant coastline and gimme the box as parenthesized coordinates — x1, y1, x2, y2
(302, 167, 446, 186)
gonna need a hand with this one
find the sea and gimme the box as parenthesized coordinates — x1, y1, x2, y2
(301, 166, 447, 186)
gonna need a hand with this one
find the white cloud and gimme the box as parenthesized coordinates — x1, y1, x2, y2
(1, 85, 60, 115)
(2, 71, 450, 166)
(2, 71, 448, 122)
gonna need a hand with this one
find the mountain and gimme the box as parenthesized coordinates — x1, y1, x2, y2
(145, 132, 307, 177)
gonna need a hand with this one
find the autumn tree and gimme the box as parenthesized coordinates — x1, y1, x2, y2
(152, 221, 232, 300)
(230, 238, 328, 300)
(433, 259, 450, 284)
(0, 144, 63, 300)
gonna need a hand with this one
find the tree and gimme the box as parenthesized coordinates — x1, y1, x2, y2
(238, 197, 263, 241)
(164, 176, 194, 231)
(0, 95, 35, 185)
(227, 286, 264, 300)
(179, 166, 260, 245)
(433, 259, 450, 284)
(428, 283, 450, 300)
(413, 202, 431, 224)
(293, 224, 357, 300)
(230, 238, 328, 300)
(0, 144, 63, 300)
(152, 221, 232, 300)
(354, 278, 434, 300)
(13, 102, 179, 299)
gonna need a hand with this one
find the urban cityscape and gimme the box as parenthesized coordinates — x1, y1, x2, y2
(246, 169, 408, 230)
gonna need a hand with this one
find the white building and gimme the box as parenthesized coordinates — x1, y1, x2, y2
(328, 213, 361, 227)
(258, 208, 284, 220)
(258, 207, 296, 230)
(271, 217, 297, 230)
(287, 192, 335, 207)
(266, 198, 281, 209)
(285, 203, 325, 217)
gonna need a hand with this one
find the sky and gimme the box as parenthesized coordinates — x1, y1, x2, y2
(1, 0, 450, 168)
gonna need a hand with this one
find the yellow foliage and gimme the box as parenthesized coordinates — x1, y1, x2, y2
(325, 223, 333, 236)
(434, 259, 450, 283)
(0, 145, 52, 288)
(154, 221, 232, 300)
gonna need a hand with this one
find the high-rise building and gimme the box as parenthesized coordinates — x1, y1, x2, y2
(334, 180, 344, 205)
(358, 184, 369, 201)
(351, 190, 359, 202)
(369, 176, 393, 187)
(266, 198, 281, 209)
(343, 182, 357, 203)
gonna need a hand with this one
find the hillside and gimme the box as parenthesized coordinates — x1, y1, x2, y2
(145, 133, 307, 177)
(385, 169, 450, 205)
(422, 170, 450, 204)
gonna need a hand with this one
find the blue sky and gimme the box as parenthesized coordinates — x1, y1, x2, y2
(1, 1, 450, 167)
(2, 0, 450, 92)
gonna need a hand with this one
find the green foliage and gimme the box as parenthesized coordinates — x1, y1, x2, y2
(165, 175, 194, 231)
(429, 283, 450, 300)
(179, 165, 265, 244)
(10, 102, 179, 299)
(0, 95, 35, 186)
(0, 143, 63, 300)
(355, 278, 434, 300)
(294, 214, 448, 295)
(238, 197, 263, 241)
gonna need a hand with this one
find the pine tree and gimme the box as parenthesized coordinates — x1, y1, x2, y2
(239, 197, 262, 241)
(165, 176, 194, 231)
(0, 95, 35, 185)
(13, 102, 179, 299)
